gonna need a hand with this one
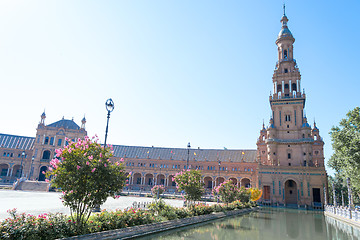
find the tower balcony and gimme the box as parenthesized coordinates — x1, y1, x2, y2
(265, 138, 314, 144)
(269, 92, 306, 102)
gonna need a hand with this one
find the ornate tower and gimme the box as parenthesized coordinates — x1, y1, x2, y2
(256, 8, 326, 207)
(257, 9, 325, 168)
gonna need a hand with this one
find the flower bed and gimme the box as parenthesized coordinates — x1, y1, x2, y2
(0, 201, 256, 240)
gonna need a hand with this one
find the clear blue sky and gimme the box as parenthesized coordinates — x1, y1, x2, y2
(0, 1, 359, 175)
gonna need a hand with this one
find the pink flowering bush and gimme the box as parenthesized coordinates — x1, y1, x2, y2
(151, 185, 165, 198)
(173, 169, 204, 206)
(46, 136, 127, 231)
(0, 208, 76, 240)
(212, 181, 252, 204)
(212, 180, 239, 204)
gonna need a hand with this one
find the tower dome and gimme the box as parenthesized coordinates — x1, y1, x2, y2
(276, 5, 295, 44)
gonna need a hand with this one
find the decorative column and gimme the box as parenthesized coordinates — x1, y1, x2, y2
(289, 80, 292, 93)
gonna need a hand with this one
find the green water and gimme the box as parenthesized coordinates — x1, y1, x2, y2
(138, 208, 360, 240)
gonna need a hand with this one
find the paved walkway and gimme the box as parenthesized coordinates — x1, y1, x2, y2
(0, 190, 183, 220)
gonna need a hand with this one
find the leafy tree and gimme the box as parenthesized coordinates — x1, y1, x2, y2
(47, 136, 127, 232)
(173, 169, 204, 206)
(151, 185, 165, 199)
(212, 180, 238, 204)
(237, 187, 251, 203)
(327, 175, 348, 205)
(328, 107, 360, 199)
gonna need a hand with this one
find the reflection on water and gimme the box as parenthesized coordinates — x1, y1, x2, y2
(137, 208, 360, 240)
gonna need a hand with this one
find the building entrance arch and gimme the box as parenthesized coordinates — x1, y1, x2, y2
(38, 166, 48, 181)
(241, 178, 251, 188)
(284, 179, 298, 205)
(156, 174, 165, 185)
(204, 176, 213, 189)
(215, 177, 225, 187)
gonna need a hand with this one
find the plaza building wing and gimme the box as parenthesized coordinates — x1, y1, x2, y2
(0, 134, 35, 150)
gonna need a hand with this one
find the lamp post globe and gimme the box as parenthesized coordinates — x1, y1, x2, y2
(104, 98, 114, 148)
(105, 98, 114, 113)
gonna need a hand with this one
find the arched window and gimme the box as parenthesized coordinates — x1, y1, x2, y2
(314, 135, 317, 141)
(50, 137, 54, 145)
(42, 150, 51, 160)
(44, 137, 49, 145)
(284, 50, 288, 58)
(292, 83, 297, 91)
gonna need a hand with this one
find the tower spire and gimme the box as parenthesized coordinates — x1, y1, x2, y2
(283, 3, 286, 16)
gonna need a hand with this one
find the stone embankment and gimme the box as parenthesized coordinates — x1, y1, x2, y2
(62, 207, 258, 240)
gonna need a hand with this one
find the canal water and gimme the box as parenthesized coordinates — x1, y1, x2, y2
(139, 208, 360, 240)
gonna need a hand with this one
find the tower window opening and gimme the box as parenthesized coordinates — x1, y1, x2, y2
(302, 134, 305, 138)
(284, 68, 288, 73)
(287, 125, 289, 128)
(285, 115, 291, 121)
(277, 85, 282, 92)
(288, 163, 291, 166)
(285, 84, 289, 89)
(44, 137, 49, 145)
(284, 50, 288, 59)
(292, 83, 297, 91)
(314, 135, 317, 141)
(288, 153, 291, 159)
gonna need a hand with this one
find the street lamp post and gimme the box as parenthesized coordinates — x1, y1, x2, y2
(93, 99, 114, 213)
(104, 98, 114, 149)
(28, 156, 34, 180)
(20, 151, 25, 178)
(187, 142, 191, 169)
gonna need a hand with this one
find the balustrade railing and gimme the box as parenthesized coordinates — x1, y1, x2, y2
(325, 205, 360, 223)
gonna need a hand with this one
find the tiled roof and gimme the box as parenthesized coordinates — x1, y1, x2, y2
(47, 119, 80, 130)
(112, 145, 257, 163)
(0, 134, 35, 150)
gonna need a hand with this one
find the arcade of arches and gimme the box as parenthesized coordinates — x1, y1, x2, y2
(126, 172, 252, 192)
